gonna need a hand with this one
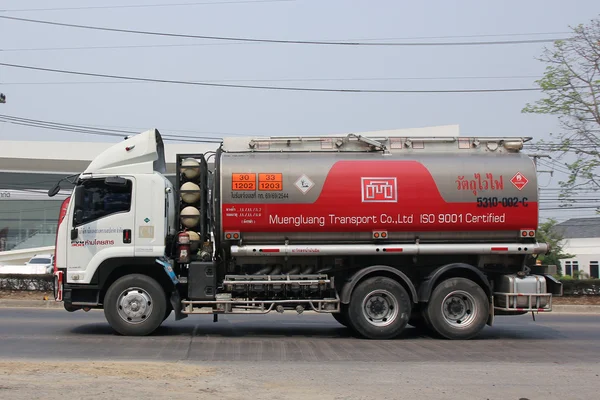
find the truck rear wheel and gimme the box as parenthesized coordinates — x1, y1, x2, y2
(424, 277, 489, 340)
(104, 274, 167, 336)
(408, 305, 432, 332)
(347, 276, 411, 340)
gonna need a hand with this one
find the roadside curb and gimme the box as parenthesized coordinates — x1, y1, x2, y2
(551, 305, 600, 314)
(0, 299, 63, 309)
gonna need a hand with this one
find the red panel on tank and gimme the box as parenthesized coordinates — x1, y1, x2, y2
(222, 160, 538, 233)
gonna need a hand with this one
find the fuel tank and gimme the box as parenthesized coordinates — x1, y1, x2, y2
(216, 136, 538, 244)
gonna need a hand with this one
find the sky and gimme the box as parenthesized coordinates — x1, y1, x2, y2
(1, 0, 599, 221)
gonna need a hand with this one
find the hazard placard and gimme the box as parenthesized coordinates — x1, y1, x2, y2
(510, 172, 528, 190)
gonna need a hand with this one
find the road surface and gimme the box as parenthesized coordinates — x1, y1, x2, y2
(0, 308, 598, 399)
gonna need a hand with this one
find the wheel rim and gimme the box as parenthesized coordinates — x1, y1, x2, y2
(116, 287, 154, 324)
(441, 290, 477, 328)
(361, 289, 399, 327)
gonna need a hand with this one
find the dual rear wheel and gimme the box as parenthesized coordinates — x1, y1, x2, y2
(336, 276, 489, 340)
(333, 276, 411, 340)
(423, 277, 489, 340)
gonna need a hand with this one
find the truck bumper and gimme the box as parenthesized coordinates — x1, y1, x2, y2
(54, 271, 102, 310)
(53, 270, 64, 302)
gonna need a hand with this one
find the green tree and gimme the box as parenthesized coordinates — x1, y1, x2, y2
(522, 17, 600, 204)
(536, 218, 574, 275)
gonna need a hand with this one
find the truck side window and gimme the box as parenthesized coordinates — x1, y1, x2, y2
(75, 179, 132, 226)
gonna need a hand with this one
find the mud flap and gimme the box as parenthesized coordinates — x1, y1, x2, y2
(170, 290, 188, 321)
(156, 257, 187, 321)
(487, 295, 495, 326)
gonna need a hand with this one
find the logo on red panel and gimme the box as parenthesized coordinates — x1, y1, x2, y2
(361, 177, 398, 203)
(510, 172, 528, 190)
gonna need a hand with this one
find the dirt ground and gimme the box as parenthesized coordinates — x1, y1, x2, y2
(551, 296, 600, 305)
(0, 290, 54, 300)
(0, 360, 243, 400)
(1, 289, 599, 305)
(0, 359, 599, 400)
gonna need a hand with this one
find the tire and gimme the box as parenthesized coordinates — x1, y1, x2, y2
(104, 274, 167, 336)
(163, 304, 173, 322)
(424, 277, 489, 340)
(332, 304, 350, 327)
(347, 276, 411, 340)
(408, 307, 432, 332)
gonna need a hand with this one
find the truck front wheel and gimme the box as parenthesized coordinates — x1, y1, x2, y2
(424, 277, 489, 340)
(347, 276, 411, 339)
(104, 274, 167, 336)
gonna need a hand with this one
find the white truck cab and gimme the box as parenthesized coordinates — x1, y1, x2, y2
(52, 130, 176, 319)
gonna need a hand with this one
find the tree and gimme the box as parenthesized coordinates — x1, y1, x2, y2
(522, 16, 600, 204)
(536, 218, 574, 275)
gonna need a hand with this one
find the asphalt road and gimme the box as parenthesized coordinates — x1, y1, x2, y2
(1, 309, 599, 400)
(0, 308, 599, 362)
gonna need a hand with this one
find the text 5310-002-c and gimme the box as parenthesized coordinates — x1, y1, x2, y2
(476, 197, 528, 208)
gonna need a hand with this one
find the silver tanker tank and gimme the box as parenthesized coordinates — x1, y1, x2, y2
(216, 135, 538, 245)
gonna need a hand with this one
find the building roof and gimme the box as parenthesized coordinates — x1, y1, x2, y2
(554, 218, 600, 239)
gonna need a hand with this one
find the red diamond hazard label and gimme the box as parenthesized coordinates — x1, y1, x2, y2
(510, 172, 528, 190)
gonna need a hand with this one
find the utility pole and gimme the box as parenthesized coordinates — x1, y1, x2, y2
(528, 153, 553, 177)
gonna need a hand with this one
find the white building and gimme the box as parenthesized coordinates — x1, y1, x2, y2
(555, 218, 600, 279)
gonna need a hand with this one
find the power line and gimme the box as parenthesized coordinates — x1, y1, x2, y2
(537, 159, 572, 175)
(0, 114, 222, 141)
(0, 114, 139, 135)
(0, 43, 277, 51)
(540, 206, 600, 210)
(540, 189, 599, 193)
(0, 62, 546, 93)
(0, 75, 543, 85)
(0, 16, 568, 46)
(540, 196, 600, 200)
(0, 0, 297, 12)
(0, 113, 270, 138)
(0, 114, 223, 143)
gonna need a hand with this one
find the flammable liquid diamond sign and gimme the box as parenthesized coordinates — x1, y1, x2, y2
(510, 172, 528, 190)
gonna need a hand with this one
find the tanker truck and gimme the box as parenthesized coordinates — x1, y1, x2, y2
(48, 129, 562, 340)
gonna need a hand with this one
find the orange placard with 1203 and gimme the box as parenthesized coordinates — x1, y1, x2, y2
(258, 173, 283, 191)
(232, 173, 256, 191)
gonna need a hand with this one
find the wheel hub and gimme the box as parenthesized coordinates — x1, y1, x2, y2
(441, 290, 477, 328)
(362, 290, 399, 327)
(448, 298, 466, 316)
(117, 287, 153, 324)
(369, 298, 387, 315)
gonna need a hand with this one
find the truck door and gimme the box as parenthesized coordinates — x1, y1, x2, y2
(67, 176, 136, 284)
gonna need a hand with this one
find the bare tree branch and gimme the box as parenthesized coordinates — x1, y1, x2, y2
(523, 16, 600, 199)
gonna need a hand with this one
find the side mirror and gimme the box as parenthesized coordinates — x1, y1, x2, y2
(71, 227, 78, 240)
(48, 183, 61, 197)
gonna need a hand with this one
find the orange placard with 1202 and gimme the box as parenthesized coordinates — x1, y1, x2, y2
(258, 173, 283, 191)
(232, 173, 256, 191)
